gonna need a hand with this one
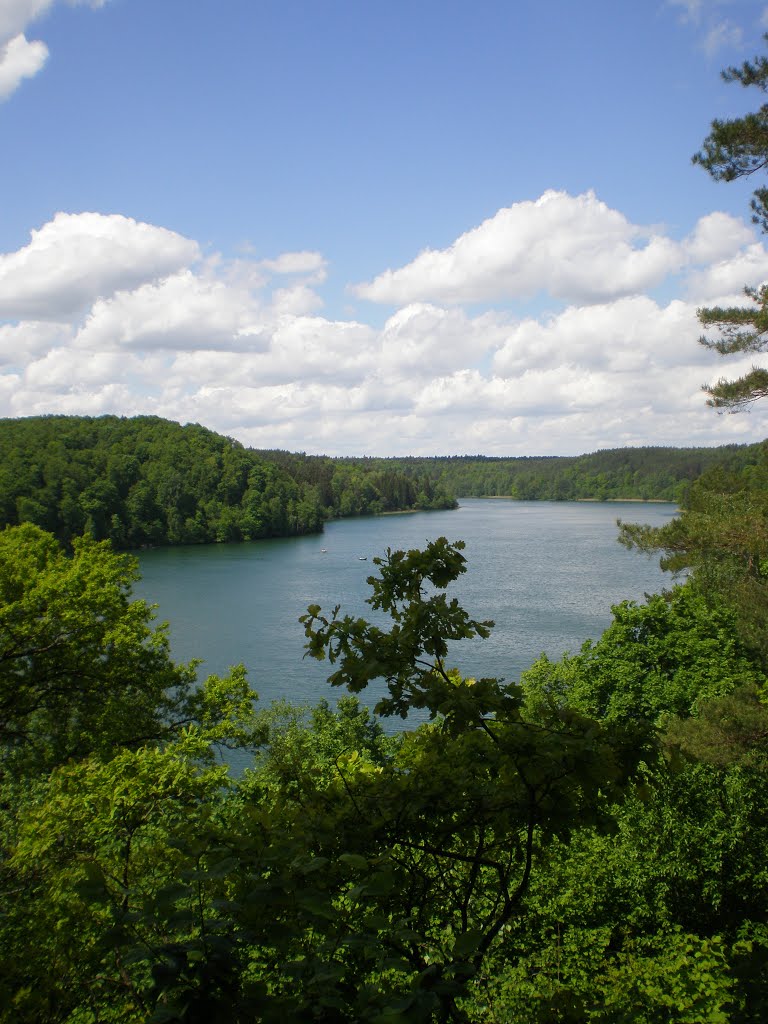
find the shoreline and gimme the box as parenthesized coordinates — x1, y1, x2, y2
(461, 495, 676, 503)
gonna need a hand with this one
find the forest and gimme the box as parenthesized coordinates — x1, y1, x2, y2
(0, 414, 761, 552)
(346, 445, 763, 504)
(0, 416, 456, 549)
(1, 436, 767, 1022)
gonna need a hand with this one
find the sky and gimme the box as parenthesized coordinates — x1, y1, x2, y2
(3, 0, 768, 456)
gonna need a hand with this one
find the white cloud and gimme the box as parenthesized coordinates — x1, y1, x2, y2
(379, 303, 506, 377)
(354, 191, 684, 306)
(23, 346, 137, 391)
(269, 283, 325, 317)
(0, 212, 200, 320)
(0, 320, 71, 367)
(0, 33, 47, 98)
(493, 297, 703, 378)
(353, 196, 767, 312)
(4, 199, 768, 457)
(0, 1, 54, 40)
(0, 0, 108, 100)
(258, 251, 327, 280)
(163, 316, 375, 390)
(684, 243, 768, 303)
(682, 211, 754, 264)
(75, 270, 267, 351)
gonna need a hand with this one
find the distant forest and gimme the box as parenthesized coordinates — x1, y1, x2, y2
(0, 416, 455, 549)
(374, 446, 766, 503)
(1, 414, 764, 548)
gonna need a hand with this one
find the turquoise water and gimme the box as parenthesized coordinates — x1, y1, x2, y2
(134, 499, 677, 726)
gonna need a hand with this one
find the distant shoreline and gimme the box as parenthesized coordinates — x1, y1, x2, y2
(465, 495, 675, 503)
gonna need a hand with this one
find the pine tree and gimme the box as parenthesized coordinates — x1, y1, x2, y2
(694, 35, 768, 410)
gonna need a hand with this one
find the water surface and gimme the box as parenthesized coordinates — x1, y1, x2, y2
(134, 499, 676, 724)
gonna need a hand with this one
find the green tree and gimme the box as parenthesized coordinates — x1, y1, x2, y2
(694, 35, 768, 409)
(4, 528, 768, 1022)
(618, 449, 768, 660)
(297, 538, 646, 1020)
(0, 524, 262, 780)
(521, 583, 765, 726)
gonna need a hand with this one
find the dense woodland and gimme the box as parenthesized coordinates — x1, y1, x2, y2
(0, 415, 763, 553)
(0, 416, 456, 549)
(1, 437, 768, 1022)
(346, 445, 763, 503)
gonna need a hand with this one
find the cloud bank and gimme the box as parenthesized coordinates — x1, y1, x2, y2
(2, 193, 767, 456)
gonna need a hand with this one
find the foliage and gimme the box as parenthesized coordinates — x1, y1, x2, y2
(512, 594, 768, 1022)
(0, 524, 264, 782)
(663, 684, 768, 768)
(619, 445, 768, 660)
(521, 583, 765, 726)
(0, 415, 456, 550)
(693, 35, 768, 234)
(2, 526, 768, 1021)
(2, 416, 761, 556)
(693, 34, 768, 409)
(0, 523, 190, 778)
(339, 444, 758, 503)
(297, 538, 647, 1019)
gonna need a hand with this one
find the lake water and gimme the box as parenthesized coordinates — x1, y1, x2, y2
(134, 499, 677, 728)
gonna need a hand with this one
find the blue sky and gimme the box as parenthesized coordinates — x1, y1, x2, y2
(3, 0, 768, 455)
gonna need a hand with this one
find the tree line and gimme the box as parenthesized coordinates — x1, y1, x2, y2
(362, 445, 762, 502)
(0, 415, 456, 549)
(2, 414, 763, 556)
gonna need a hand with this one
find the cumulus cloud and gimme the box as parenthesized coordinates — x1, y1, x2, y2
(0, 0, 54, 40)
(493, 297, 702, 378)
(353, 191, 684, 306)
(0, 0, 108, 100)
(258, 251, 327, 281)
(0, 212, 200, 320)
(682, 211, 754, 264)
(0, 33, 48, 99)
(4, 197, 768, 457)
(684, 243, 768, 303)
(74, 270, 268, 352)
(378, 304, 506, 377)
(0, 320, 71, 367)
(23, 346, 138, 391)
(354, 197, 767, 313)
(269, 283, 325, 318)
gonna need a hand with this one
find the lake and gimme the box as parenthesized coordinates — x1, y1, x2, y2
(134, 499, 678, 727)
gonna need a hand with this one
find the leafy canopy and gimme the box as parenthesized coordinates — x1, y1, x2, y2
(0, 523, 264, 780)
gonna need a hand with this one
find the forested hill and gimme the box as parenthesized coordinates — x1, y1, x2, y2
(0, 415, 455, 548)
(355, 444, 765, 502)
(3, 414, 763, 549)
